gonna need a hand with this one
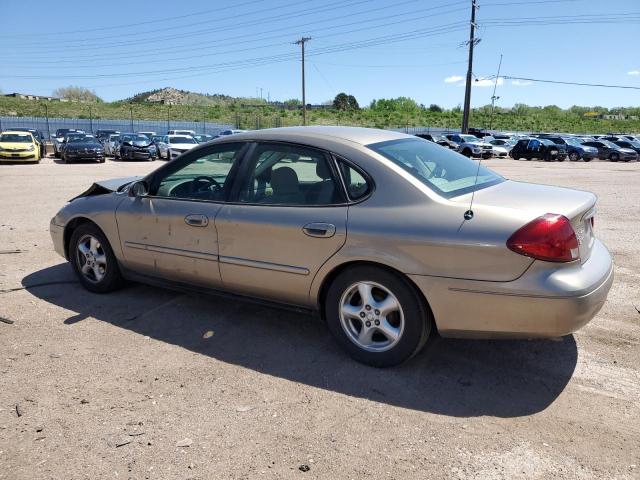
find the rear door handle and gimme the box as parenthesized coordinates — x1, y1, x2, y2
(184, 214, 209, 227)
(303, 222, 336, 238)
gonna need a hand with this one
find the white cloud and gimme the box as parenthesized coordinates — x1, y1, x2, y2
(628, 70, 640, 76)
(444, 75, 464, 83)
(512, 79, 533, 86)
(473, 77, 504, 87)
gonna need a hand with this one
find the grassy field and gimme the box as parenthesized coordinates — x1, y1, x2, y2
(1, 96, 639, 133)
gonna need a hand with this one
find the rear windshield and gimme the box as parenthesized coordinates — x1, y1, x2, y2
(169, 136, 196, 144)
(367, 138, 504, 198)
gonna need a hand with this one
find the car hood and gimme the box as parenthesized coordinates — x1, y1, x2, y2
(169, 143, 196, 149)
(70, 176, 142, 201)
(130, 140, 154, 147)
(618, 148, 636, 154)
(66, 142, 103, 149)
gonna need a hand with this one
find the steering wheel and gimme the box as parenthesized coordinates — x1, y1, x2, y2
(190, 175, 222, 195)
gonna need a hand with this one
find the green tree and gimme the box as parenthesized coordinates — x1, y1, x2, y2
(53, 86, 102, 102)
(428, 104, 443, 112)
(333, 92, 359, 110)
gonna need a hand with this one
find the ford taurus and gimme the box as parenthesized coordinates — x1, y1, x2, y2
(50, 127, 614, 367)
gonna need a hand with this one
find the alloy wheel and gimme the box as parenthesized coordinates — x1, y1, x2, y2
(76, 234, 107, 283)
(339, 281, 405, 352)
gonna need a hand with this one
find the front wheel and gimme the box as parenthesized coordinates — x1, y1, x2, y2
(325, 266, 432, 367)
(569, 152, 580, 162)
(609, 153, 619, 162)
(69, 223, 123, 293)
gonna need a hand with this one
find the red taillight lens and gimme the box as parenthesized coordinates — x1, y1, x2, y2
(507, 214, 579, 263)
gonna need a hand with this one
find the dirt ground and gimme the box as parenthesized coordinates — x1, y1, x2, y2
(1, 154, 639, 480)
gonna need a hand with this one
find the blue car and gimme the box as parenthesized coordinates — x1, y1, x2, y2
(544, 136, 599, 162)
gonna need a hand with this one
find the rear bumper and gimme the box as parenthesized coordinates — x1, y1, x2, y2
(409, 239, 614, 338)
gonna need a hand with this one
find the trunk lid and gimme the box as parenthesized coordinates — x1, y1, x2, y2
(459, 180, 597, 263)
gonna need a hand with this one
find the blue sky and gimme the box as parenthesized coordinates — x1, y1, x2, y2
(1, 0, 638, 108)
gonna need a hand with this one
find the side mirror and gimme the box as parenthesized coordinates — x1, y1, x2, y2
(129, 181, 149, 198)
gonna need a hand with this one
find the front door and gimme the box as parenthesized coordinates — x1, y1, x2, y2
(115, 142, 246, 287)
(216, 142, 348, 306)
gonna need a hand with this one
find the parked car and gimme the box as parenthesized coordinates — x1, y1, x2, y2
(510, 138, 567, 161)
(581, 140, 638, 162)
(542, 136, 598, 162)
(443, 134, 493, 158)
(193, 134, 214, 143)
(486, 137, 516, 154)
(5, 128, 46, 158)
(414, 133, 456, 149)
(610, 139, 640, 156)
(104, 134, 120, 157)
(94, 130, 119, 143)
(60, 134, 104, 164)
(48, 127, 613, 367)
(52, 129, 84, 157)
(216, 129, 248, 137)
(116, 133, 158, 161)
(161, 134, 198, 160)
(60, 132, 92, 157)
(0, 130, 41, 163)
(167, 129, 196, 136)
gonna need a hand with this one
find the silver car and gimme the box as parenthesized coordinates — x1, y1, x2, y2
(49, 127, 613, 367)
(104, 134, 120, 157)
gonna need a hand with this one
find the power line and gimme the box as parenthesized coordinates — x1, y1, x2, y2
(0, 0, 266, 38)
(502, 76, 640, 90)
(5, 1, 468, 67)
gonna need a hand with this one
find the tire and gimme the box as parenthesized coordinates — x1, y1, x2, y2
(69, 223, 123, 293)
(583, 157, 593, 162)
(609, 153, 619, 162)
(61, 153, 68, 164)
(462, 148, 472, 157)
(569, 152, 580, 162)
(325, 266, 432, 367)
(54, 150, 60, 158)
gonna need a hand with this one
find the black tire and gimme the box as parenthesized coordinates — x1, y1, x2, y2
(583, 157, 593, 162)
(462, 148, 472, 157)
(61, 153, 68, 164)
(569, 152, 580, 162)
(54, 150, 60, 158)
(325, 266, 432, 367)
(609, 153, 619, 162)
(69, 223, 123, 293)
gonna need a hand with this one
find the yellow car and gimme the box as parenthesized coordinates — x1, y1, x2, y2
(0, 130, 41, 163)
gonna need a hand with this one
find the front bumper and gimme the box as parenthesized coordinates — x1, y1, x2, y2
(0, 151, 37, 161)
(409, 239, 614, 339)
(124, 149, 155, 160)
(50, 220, 66, 259)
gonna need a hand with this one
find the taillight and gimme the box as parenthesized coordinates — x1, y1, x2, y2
(507, 214, 579, 263)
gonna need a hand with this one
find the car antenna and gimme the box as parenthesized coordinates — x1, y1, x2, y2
(464, 55, 503, 222)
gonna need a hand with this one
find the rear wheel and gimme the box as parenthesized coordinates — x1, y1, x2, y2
(69, 223, 123, 293)
(325, 266, 432, 367)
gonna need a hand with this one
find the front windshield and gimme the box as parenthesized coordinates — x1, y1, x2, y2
(169, 136, 196, 144)
(0, 133, 33, 143)
(132, 135, 150, 142)
(368, 138, 504, 198)
(600, 140, 617, 148)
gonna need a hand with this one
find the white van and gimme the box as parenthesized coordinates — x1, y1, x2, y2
(167, 129, 196, 136)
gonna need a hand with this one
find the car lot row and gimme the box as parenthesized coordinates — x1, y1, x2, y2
(0, 127, 247, 164)
(416, 130, 640, 162)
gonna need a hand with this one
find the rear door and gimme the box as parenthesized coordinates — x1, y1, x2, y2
(216, 142, 348, 306)
(115, 142, 247, 287)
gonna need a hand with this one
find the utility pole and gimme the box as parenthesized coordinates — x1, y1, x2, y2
(167, 104, 171, 132)
(488, 54, 503, 131)
(129, 104, 134, 131)
(461, 0, 478, 133)
(44, 103, 50, 139)
(295, 37, 311, 126)
(89, 106, 93, 133)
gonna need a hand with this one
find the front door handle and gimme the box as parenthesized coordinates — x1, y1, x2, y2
(303, 222, 336, 238)
(184, 214, 209, 227)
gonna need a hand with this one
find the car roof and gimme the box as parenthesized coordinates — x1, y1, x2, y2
(1, 130, 33, 135)
(223, 126, 410, 146)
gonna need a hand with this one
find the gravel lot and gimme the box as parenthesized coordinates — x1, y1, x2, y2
(1, 154, 639, 480)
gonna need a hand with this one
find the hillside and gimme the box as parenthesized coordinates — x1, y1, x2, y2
(1, 93, 639, 134)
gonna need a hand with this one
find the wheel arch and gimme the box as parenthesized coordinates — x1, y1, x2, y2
(63, 217, 103, 259)
(315, 260, 436, 330)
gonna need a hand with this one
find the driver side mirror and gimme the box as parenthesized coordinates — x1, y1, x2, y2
(128, 180, 149, 198)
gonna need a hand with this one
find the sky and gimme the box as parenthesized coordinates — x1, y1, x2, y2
(1, 0, 639, 108)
